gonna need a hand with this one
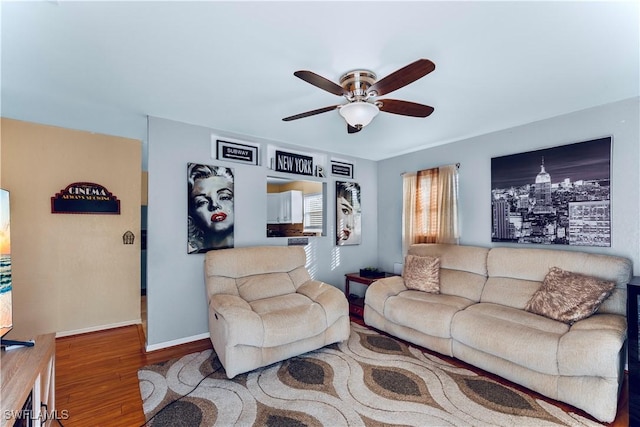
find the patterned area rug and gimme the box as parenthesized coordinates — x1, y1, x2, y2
(138, 323, 602, 426)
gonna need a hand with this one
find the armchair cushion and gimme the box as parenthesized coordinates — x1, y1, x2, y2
(237, 272, 296, 301)
(250, 293, 327, 347)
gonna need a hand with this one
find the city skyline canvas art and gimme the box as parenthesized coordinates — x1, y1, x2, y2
(491, 137, 611, 247)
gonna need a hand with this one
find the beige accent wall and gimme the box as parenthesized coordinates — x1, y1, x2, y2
(1, 118, 141, 338)
(142, 171, 148, 206)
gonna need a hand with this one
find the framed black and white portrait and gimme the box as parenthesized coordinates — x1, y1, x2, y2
(336, 181, 361, 246)
(187, 163, 235, 253)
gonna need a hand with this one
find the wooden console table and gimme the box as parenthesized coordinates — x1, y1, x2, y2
(1, 333, 56, 427)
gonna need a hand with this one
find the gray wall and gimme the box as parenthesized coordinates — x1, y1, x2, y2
(377, 97, 640, 275)
(146, 117, 378, 347)
(5, 96, 638, 349)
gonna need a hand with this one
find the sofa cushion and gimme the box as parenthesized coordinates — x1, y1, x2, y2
(385, 291, 474, 339)
(480, 277, 540, 309)
(438, 269, 487, 303)
(525, 267, 616, 324)
(403, 255, 440, 293)
(408, 244, 489, 276)
(486, 246, 631, 316)
(407, 244, 489, 301)
(452, 303, 568, 375)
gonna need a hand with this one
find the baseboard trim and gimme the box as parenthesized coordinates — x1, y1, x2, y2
(56, 319, 142, 338)
(145, 332, 210, 353)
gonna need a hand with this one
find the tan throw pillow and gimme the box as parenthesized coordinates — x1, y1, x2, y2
(525, 267, 616, 324)
(403, 255, 440, 293)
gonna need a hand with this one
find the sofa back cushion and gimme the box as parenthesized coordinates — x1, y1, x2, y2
(408, 244, 489, 302)
(484, 247, 632, 316)
(204, 246, 310, 302)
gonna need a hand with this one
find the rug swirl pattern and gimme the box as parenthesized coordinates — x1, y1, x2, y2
(138, 323, 602, 426)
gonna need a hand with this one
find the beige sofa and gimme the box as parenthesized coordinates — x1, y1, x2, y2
(204, 246, 350, 379)
(364, 243, 632, 422)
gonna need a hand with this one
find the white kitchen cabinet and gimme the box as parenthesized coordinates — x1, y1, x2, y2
(267, 190, 303, 224)
(267, 194, 281, 224)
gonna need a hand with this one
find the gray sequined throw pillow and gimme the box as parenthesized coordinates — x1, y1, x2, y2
(525, 267, 615, 324)
(403, 255, 440, 294)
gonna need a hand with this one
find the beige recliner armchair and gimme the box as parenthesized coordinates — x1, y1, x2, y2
(204, 245, 350, 378)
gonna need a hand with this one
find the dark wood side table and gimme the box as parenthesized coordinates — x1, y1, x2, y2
(628, 276, 640, 426)
(345, 272, 396, 317)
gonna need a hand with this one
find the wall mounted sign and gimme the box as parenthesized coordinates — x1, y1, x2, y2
(214, 138, 259, 165)
(274, 150, 314, 176)
(331, 160, 354, 179)
(51, 182, 120, 214)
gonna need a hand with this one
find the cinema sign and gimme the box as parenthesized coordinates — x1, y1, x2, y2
(51, 182, 121, 214)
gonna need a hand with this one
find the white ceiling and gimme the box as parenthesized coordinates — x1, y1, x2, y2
(2, 1, 639, 161)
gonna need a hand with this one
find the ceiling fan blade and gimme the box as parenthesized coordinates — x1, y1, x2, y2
(377, 99, 435, 117)
(347, 124, 362, 134)
(294, 70, 347, 96)
(282, 105, 340, 121)
(367, 59, 435, 96)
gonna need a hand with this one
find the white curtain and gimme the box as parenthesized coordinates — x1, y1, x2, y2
(402, 164, 459, 255)
(402, 171, 419, 255)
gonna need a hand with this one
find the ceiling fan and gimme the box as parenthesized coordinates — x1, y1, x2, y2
(282, 58, 435, 134)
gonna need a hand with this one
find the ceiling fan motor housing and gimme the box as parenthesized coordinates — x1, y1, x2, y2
(340, 70, 377, 100)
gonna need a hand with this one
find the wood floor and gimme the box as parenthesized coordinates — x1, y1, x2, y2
(56, 324, 211, 426)
(55, 318, 629, 427)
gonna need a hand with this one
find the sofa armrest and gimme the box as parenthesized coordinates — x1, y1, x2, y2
(569, 313, 627, 333)
(364, 276, 407, 311)
(558, 314, 627, 377)
(296, 280, 349, 326)
(209, 294, 263, 347)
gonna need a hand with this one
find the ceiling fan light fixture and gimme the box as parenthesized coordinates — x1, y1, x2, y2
(339, 101, 379, 128)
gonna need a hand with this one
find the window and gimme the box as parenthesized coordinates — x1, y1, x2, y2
(402, 164, 459, 254)
(303, 193, 323, 233)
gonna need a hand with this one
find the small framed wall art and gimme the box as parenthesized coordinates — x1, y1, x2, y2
(331, 159, 354, 179)
(213, 138, 259, 166)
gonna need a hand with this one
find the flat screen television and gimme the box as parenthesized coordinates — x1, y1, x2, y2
(0, 188, 12, 338)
